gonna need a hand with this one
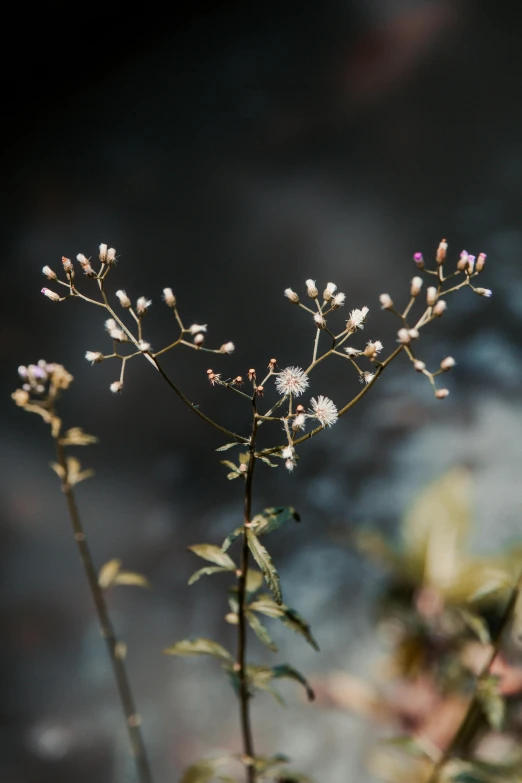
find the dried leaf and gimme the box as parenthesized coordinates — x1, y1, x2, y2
(98, 559, 122, 589)
(60, 427, 99, 446)
(188, 544, 236, 569)
(252, 507, 300, 536)
(246, 529, 282, 604)
(246, 611, 278, 652)
(163, 637, 232, 662)
(113, 571, 151, 589)
(188, 566, 234, 586)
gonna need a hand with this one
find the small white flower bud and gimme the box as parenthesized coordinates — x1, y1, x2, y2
(435, 388, 450, 399)
(221, 341, 235, 354)
(379, 293, 393, 310)
(105, 318, 117, 332)
(457, 250, 469, 271)
(323, 282, 337, 301)
(61, 256, 73, 272)
(397, 328, 411, 344)
(408, 328, 419, 340)
(18, 365, 28, 378)
(436, 239, 448, 264)
(163, 287, 176, 307)
(76, 253, 88, 264)
(440, 356, 456, 371)
(413, 360, 426, 372)
(188, 323, 207, 335)
(106, 247, 117, 264)
(314, 312, 326, 328)
(305, 279, 318, 298)
(426, 287, 438, 306)
(110, 381, 123, 393)
(115, 290, 131, 308)
(466, 255, 476, 274)
(99, 243, 108, 263)
(332, 292, 346, 308)
(433, 300, 447, 316)
(41, 287, 60, 302)
(476, 252, 487, 272)
(475, 287, 492, 297)
(138, 340, 151, 352)
(42, 265, 57, 280)
(85, 351, 103, 364)
(411, 276, 423, 297)
(284, 287, 300, 303)
(136, 297, 152, 316)
(193, 333, 205, 346)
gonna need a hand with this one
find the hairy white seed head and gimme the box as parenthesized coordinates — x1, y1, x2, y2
(275, 366, 309, 397)
(285, 458, 295, 472)
(433, 300, 447, 316)
(323, 282, 337, 301)
(284, 287, 299, 303)
(314, 312, 326, 328)
(309, 395, 338, 427)
(109, 328, 127, 342)
(360, 371, 375, 385)
(292, 413, 306, 431)
(364, 340, 383, 359)
(136, 297, 152, 315)
(189, 323, 207, 335)
(305, 279, 319, 298)
(475, 287, 492, 297)
(220, 341, 235, 354)
(110, 381, 123, 393)
(331, 292, 346, 308)
(85, 351, 103, 364)
(440, 356, 456, 371)
(411, 276, 423, 296)
(426, 287, 438, 306)
(379, 293, 393, 310)
(106, 247, 117, 264)
(347, 306, 369, 331)
(163, 287, 176, 307)
(42, 265, 57, 280)
(282, 446, 294, 460)
(397, 328, 411, 344)
(41, 287, 60, 302)
(435, 388, 450, 399)
(413, 360, 426, 372)
(105, 318, 117, 332)
(76, 253, 88, 264)
(344, 347, 362, 356)
(99, 243, 108, 263)
(408, 328, 419, 340)
(115, 290, 131, 308)
(138, 340, 151, 352)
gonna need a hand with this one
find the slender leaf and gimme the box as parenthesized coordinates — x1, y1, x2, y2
(246, 611, 278, 652)
(238, 452, 250, 465)
(250, 596, 319, 651)
(252, 507, 300, 537)
(98, 559, 122, 589)
(220, 460, 238, 471)
(215, 442, 241, 451)
(468, 578, 512, 603)
(257, 455, 279, 467)
(271, 664, 315, 701)
(458, 608, 491, 645)
(188, 565, 234, 586)
(221, 526, 242, 552)
(478, 678, 506, 731)
(188, 544, 236, 569)
(246, 529, 282, 604)
(245, 569, 264, 597)
(163, 638, 231, 662)
(113, 571, 150, 588)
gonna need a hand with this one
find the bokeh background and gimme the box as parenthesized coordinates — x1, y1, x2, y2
(2, 1, 522, 781)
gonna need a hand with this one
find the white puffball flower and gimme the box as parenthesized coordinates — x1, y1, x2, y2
(189, 324, 207, 335)
(282, 446, 295, 460)
(85, 351, 103, 364)
(308, 395, 338, 427)
(323, 282, 337, 301)
(314, 313, 326, 328)
(275, 366, 310, 397)
(110, 381, 123, 393)
(136, 297, 152, 316)
(292, 413, 306, 431)
(331, 292, 346, 308)
(138, 340, 151, 352)
(360, 371, 375, 385)
(347, 306, 369, 331)
(42, 266, 57, 280)
(105, 318, 117, 332)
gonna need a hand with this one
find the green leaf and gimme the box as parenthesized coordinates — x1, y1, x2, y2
(246, 611, 278, 652)
(245, 569, 264, 597)
(478, 678, 506, 731)
(179, 757, 232, 783)
(253, 754, 290, 774)
(270, 664, 315, 701)
(98, 559, 122, 589)
(188, 544, 236, 569)
(220, 460, 238, 471)
(215, 442, 241, 451)
(468, 577, 513, 603)
(457, 608, 491, 644)
(221, 526, 242, 553)
(248, 666, 286, 706)
(252, 507, 300, 537)
(188, 566, 234, 586)
(238, 452, 250, 465)
(246, 529, 282, 604)
(249, 596, 319, 651)
(163, 638, 231, 662)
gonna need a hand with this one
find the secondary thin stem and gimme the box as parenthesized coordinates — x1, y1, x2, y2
(236, 404, 259, 783)
(54, 438, 153, 783)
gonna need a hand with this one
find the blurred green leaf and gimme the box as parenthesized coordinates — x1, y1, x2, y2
(188, 544, 236, 569)
(98, 558, 122, 589)
(468, 575, 513, 603)
(257, 455, 279, 467)
(478, 677, 506, 730)
(270, 664, 315, 701)
(164, 638, 231, 662)
(246, 611, 278, 652)
(113, 571, 151, 589)
(250, 596, 319, 651)
(221, 526, 242, 552)
(245, 569, 264, 597)
(457, 608, 491, 645)
(246, 530, 282, 604)
(215, 442, 240, 451)
(179, 757, 233, 783)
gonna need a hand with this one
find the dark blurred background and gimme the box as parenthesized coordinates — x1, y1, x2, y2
(2, 1, 522, 781)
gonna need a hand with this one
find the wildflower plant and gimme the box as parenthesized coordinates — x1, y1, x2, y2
(25, 239, 492, 781)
